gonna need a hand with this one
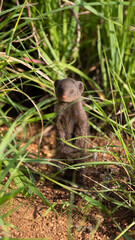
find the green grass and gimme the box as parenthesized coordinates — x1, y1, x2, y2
(0, 0, 135, 239)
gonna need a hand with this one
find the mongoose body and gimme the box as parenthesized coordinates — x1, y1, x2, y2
(54, 78, 89, 177)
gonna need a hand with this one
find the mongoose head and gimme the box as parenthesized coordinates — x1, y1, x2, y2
(54, 78, 84, 102)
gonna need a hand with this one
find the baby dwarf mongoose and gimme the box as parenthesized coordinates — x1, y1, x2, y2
(54, 78, 89, 177)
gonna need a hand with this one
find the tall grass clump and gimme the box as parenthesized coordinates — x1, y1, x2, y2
(0, 0, 135, 239)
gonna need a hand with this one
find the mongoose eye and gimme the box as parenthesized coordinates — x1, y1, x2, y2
(70, 89, 74, 94)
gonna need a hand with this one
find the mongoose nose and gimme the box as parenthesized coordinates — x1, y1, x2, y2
(62, 95, 67, 100)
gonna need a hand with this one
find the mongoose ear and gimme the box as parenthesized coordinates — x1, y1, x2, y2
(77, 81, 84, 93)
(54, 79, 60, 88)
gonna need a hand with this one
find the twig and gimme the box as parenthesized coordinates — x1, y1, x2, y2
(0, 0, 3, 12)
(71, 8, 81, 53)
(16, 0, 19, 5)
(27, 0, 42, 59)
(13, 32, 36, 43)
(61, 0, 81, 56)
(78, 11, 90, 16)
(88, 60, 105, 73)
(62, 0, 75, 6)
(58, 0, 62, 7)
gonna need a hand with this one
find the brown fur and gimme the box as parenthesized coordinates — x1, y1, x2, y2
(54, 78, 89, 178)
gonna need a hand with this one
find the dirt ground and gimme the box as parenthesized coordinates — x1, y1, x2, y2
(1, 123, 135, 240)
